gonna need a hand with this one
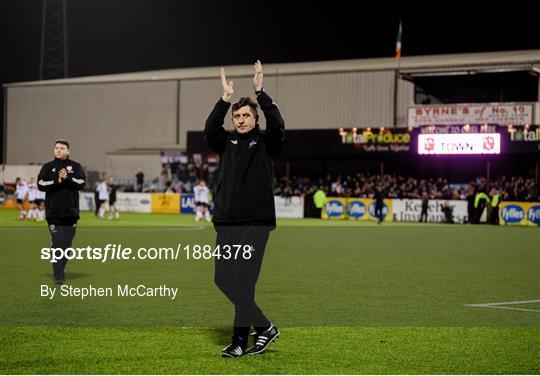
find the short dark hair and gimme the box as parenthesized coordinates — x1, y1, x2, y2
(231, 97, 259, 121)
(55, 139, 70, 149)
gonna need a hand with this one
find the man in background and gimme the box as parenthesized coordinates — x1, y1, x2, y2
(420, 191, 429, 222)
(473, 188, 490, 224)
(108, 176, 120, 220)
(374, 185, 385, 224)
(37, 139, 86, 284)
(313, 186, 326, 218)
(136, 171, 145, 192)
(489, 187, 501, 225)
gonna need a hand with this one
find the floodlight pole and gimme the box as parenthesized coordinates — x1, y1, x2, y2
(39, 0, 69, 80)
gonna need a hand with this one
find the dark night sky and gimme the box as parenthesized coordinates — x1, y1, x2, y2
(3, 0, 540, 83)
(2, 0, 539, 161)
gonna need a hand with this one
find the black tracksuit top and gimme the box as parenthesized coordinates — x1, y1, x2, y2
(37, 157, 86, 219)
(204, 91, 285, 225)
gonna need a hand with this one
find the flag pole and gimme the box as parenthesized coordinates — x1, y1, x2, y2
(393, 69, 399, 128)
(393, 20, 402, 128)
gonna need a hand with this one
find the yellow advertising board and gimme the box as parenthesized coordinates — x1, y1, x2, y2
(323, 197, 393, 221)
(321, 197, 348, 219)
(499, 201, 540, 226)
(151, 193, 180, 214)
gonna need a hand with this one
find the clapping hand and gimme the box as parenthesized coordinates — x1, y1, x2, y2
(220, 67, 234, 102)
(253, 60, 263, 92)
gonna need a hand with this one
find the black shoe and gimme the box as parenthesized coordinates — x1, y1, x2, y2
(246, 325, 280, 355)
(221, 343, 245, 358)
(54, 276, 64, 284)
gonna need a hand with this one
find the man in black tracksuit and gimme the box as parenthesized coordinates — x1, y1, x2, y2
(374, 186, 385, 224)
(205, 60, 285, 357)
(37, 139, 86, 284)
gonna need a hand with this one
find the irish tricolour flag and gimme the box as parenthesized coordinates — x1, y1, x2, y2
(395, 20, 402, 59)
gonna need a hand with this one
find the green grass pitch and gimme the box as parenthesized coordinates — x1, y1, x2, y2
(1, 208, 538, 374)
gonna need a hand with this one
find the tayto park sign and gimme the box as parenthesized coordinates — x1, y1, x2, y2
(408, 103, 534, 127)
(418, 133, 500, 155)
(340, 128, 411, 152)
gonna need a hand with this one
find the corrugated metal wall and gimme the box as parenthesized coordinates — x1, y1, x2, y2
(396, 78, 415, 127)
(106, 153, 162, 182)
(6, 71, 414, 175)
(276, 71, 395, 129)
(6, 81, 178, 171)
(179, 75, 279, 141)
(178, 71, 402, 146)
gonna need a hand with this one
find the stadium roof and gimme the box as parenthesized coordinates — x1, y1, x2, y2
(4, 50, 540, 88)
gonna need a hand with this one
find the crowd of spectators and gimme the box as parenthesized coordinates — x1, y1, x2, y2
(273, 173, 538, 202)
(107, 165, 538, 203)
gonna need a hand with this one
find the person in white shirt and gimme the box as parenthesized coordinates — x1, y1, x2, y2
(96, 180, 109, 219)
(35, 189, 46, 221)
(26, 177, 39, 220)
(193, 180, 211, 222)
(15, 177, 28, 220)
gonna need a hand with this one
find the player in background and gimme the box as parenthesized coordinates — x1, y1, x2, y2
(35, 188, 46, 221)
(26, 177, 39, 220)
(96, 179, 109, 219)
(107, 176, 120, 220)
(193, 179, 212, 222)
(15, 177, 28, 220)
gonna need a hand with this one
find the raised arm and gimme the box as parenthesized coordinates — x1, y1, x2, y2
(253, 60, 263, 92)
(221, 67, 234, 103)
(204, 67, 233, 153)
(253, 60, 285, 157)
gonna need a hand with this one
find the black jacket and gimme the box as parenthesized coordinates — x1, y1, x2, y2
(205, 90, 285, 225)
(37, 157, 86, 219)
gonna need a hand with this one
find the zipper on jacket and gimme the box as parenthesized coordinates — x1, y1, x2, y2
(236, 182, 240, 222)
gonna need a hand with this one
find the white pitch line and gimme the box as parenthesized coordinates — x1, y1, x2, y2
(465, 299, 540, 313)
(476, 305, 540, 313)
(466, 299, 540, 306)
(3, 226, 206, 232)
